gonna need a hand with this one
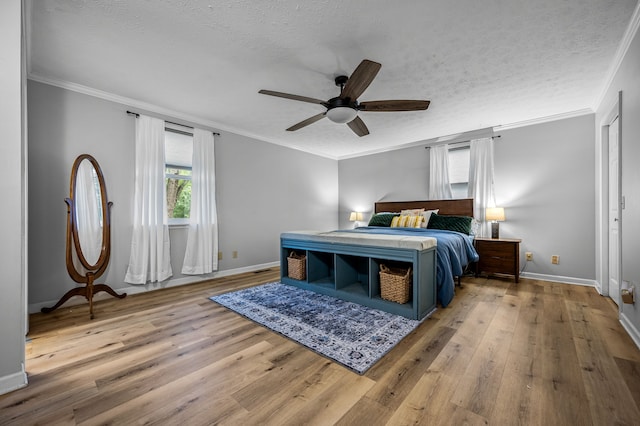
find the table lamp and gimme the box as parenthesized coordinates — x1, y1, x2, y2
(349, 211, 363, 228)
(485, 207, 505, 239)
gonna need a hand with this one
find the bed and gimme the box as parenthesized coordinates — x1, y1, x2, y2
(369, 198, 478, 305)
(280, 199, 479, 320)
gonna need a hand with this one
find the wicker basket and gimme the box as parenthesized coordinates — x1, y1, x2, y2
(287, 251, 306, 280)
(379, 264, 412, 304)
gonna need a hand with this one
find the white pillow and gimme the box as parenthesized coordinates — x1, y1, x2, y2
(420, 209, 439, 228)
(470, 218, 481, 236)
(400, 208, 425, 216)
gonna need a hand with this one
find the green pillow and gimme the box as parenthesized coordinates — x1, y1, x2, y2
(368, 213, 400, 227)
(427, 213, 473, 234)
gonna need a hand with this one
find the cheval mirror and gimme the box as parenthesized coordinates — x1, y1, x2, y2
(41, 154, 126, 319)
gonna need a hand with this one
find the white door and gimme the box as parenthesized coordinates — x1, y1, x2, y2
(608, 117, 620, 306)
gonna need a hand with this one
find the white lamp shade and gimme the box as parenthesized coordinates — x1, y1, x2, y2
(327, 107, 358, 124)
(349, 211, 363, 221)
(485, 207, 505, 222)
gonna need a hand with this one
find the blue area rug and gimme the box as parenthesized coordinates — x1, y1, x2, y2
(210, 282, 423, 374)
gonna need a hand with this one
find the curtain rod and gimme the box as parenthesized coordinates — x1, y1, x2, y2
(126, 111, 220, 136)
(424, 135, 501, 149)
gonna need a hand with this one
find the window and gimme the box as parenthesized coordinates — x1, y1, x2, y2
(448, 145, 470, 199)
(165, 127, 193, 224)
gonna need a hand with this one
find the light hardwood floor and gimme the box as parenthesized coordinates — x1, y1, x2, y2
(2, 269, 640, 425)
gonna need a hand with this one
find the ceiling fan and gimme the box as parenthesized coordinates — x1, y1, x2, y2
(259, 59, 430, 137)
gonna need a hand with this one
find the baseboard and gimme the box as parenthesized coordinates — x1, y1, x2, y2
(0, 364, 27, 396)
(594, 280, 604, 295)
(28, 261, 280, 314)
(519, 272, 597, 287)
(30, 266, 593, 313)
(620, 312, 640, 351)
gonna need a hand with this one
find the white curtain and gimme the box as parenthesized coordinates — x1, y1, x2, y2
(428, 144, 453, 199)
(124, 115, 173, 284)
(182, 129, 218, 274)
(468, 137, 496, 237)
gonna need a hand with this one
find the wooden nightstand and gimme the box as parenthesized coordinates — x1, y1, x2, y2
(474, 237, 521, 283)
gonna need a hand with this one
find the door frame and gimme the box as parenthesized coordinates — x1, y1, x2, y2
(596, 91, 622, 310)
(608, 115, 621, 306)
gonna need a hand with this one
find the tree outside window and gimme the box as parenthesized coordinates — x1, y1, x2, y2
(166, 167, 191, 219)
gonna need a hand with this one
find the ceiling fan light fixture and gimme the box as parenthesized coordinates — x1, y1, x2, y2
(327, 106, 358, 124)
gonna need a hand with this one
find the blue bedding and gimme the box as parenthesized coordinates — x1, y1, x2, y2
(343, 226, 479, 307)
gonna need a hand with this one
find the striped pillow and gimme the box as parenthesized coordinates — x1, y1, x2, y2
(391, 215, 424, 228)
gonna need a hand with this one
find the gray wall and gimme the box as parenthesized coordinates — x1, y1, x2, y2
(596, 25, 640, 340)
(27, 80, 338, 309)
(494, 115, 595, 280)
(338, 114, 596, 282)
(27, 77, 601, 310)
(338, 145, 430, 229)
(0, 0, 27, 395)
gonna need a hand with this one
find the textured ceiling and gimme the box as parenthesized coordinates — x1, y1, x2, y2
(28, 0, 638, 159)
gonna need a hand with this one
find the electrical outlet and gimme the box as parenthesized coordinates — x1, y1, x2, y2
(218, 251, 223, 260)
(232, 250, 238, 259)
(551, 255, 559, 265)
(525, 252, 533, 261)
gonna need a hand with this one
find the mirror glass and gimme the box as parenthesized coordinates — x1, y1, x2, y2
(74, 158, 104, 266)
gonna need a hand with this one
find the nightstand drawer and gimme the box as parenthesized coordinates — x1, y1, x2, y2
(474, 241, 514, 257)
(479, 255, 513, 270)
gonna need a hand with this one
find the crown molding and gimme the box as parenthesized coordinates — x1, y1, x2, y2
(492, 108, 593, 133)
(592, 1, 640, 111)
(27, 73, 339, 160)
(335, 137, 433, 160)
(337, 108, 594, 160)
(335, 127, 495, 160)
(27, 73, 594, 162)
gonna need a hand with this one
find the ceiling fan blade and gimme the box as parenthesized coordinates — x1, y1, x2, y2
(286, 112, 326, 131)
(259, 90, 328, 106)
(359, 100, 430, 112)
(347, 116, 369, 137)
(341, 60, 382, 101)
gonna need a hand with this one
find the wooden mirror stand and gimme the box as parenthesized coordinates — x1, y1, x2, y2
(42, 154, 126, 319)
